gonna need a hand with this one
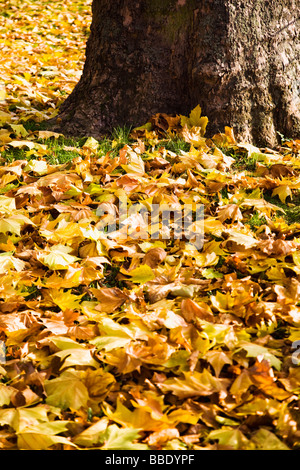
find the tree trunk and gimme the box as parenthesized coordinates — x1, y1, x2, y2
(52, 0, 300, 146)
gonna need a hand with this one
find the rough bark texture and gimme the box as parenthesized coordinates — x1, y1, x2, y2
(52, 0, 300, 146)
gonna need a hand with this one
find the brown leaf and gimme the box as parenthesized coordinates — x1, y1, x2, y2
(147, 428, 180, 447)
(248, 359, 274, 387)
(258, 238, 297, 256)
(217, 204, 243, 223)
(269, 164, 294, 178)
(11, 390, 26, 407)
(142, 247, 166, 269)
(181, 298, 214, 322)
(63, 308, 80, 326)
(91, 287, 128, 313)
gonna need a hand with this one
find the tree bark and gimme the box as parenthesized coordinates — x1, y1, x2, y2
(52, 0, 300, 146)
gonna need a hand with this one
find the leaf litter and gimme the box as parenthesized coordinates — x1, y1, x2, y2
(0, 0, 300, 451)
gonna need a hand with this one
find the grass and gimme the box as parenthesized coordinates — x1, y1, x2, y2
(263, 189, 300, 225)
(0, 133, 86, 165)
(111, 126, 133, 148)
(0, 124, 193, 167)
(158, 137, 191, 154)
(247, 211, 267, 230)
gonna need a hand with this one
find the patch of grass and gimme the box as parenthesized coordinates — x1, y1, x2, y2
(97, 137, 115, 157)
(102, 265, 126, 289)
(231, 151, 263, 172)
(111, 126, 133, 149)
(247, 211, 267, 230)
(263, 190, 300, 225)
(218, 145, 266, 172)
(284, 206, 300, 225)
(0, 147, 26, 163)
(157, 137, 190, 154)
(21, 119, 47, 133)
(38, 135, 84, 165)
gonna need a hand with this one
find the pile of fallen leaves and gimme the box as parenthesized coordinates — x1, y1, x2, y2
(0, 0, 91, 132)
(0, 0, 300, 451)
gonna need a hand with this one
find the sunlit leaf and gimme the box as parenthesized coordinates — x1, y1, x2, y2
(126, 265, 155, 284)
(17, 421, 76, 450)
(73, 417, 109, 447)
(251, 428, 290, 450)
(45, 370, 89, 410)
(207, 428, 253, 450)
(158, 369, 230, 399)
(40, 245, 80, 270)
(235, 342, 282, 370)
(99, 424, 149, 450)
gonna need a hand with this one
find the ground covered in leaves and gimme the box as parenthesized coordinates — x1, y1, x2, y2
(0, 0, 300, 451)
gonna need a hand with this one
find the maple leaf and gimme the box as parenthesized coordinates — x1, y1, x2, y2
(204, 350, 233, 377)
(39, 245, 80, 270)
(103, 397, 169, 432)
(207, 428, 253, 450)
(157, 370, 230, 399)
(0, 383, 15, 406)
(147, 428, 180, 447)
(48, 288, 83, 311)
(142, 246, 166, 268)
(235, 342, 282, 370)
(45, 369, 89, 410)
(99, 425, 148, 450)
(180, 104, 208, 135)
(181, 298, 214, 322)
(217, 204, 243, 223)
(73, 417, 109, 447)
(251, 429, 290, 450)
(17, 421, 76, 450)
(90, 287, 128, 312)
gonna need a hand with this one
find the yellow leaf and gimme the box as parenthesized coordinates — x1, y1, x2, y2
(17, 421, 76, 450)
(48, 288, 83, 311)
(0, 83, 6, 102)
(180, 105, 208, 135)
(272, 185, 292, 204)
(0, 383, 15, 406)
(0, 196, 16, 214)
(8, 140, 35, 150)
(207, 429, 252, 450)
(0, 253, 25, 273)
(24, 159, 48, 175)
(126, 264, 155, 284)
(38, 130, 63, 140)
(158, 369, 230, 399)
(10, 124, 28, 138)
(82, 136, 99, 153)
(181, 126, 208, 148)
(226, 229, 258, 249)
(40, 245, 80, 270)
(0, 215, 32, 236)
(0, 111, 11, 124)
(121, 151, 145, 175)
(90, 287, 128, 313)
(236, 142, 260, 157)
(73, 418, 109, 447)
(0, 129, 12, 144)
(45, 370, 89, 410)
